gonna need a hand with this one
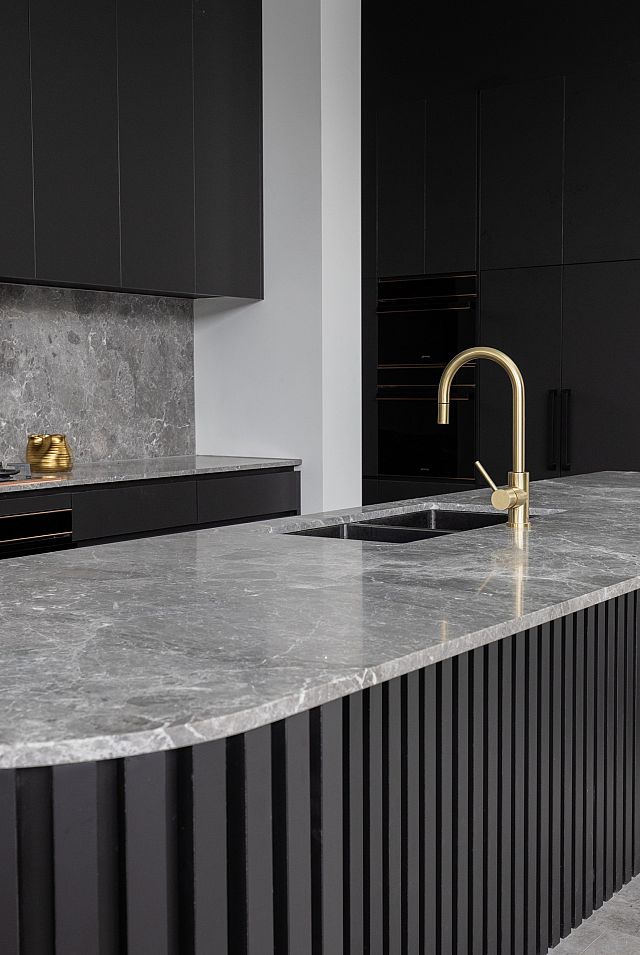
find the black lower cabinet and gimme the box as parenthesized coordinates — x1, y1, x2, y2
(3, 592, 639, 953)
(197, 470, 300, 524)
(562, 261, 640, 474)
(72, 480, 198, 542)
(479, 266, 562, 481)
(0, 468, 300, 558)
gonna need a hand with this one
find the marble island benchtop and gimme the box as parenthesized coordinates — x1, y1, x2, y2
(0, 453, 302, 493)
(1, 470, 639, 768)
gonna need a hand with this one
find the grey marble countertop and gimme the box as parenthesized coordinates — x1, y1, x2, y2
(1, 471, 639, 768)
(0, 454, 302, 493)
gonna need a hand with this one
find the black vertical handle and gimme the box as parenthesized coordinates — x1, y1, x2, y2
(547, 390, 559, 471)
(561, 388, 572, 471)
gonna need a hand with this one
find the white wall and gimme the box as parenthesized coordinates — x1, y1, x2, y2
(194, 0, 361, 514)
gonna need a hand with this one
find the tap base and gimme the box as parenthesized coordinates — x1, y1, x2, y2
(506, 471, 530, 529)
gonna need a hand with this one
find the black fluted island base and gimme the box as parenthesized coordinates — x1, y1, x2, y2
(2, 592, 639, 955)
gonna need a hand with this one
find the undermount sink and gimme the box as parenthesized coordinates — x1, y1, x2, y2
(364, 508, 507, 532)
(289, 508, 507, 544)
(288, 523, 443, 544)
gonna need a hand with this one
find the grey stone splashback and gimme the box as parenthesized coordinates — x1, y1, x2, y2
(0, 283, 194, 462)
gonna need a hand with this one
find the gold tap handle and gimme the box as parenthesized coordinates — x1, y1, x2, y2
(474, 460, 498, 492)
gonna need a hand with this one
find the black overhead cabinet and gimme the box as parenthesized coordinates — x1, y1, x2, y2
(0, 3, 35, 281)
(30, 0, 121, 289)
(0, 0, 263, 299)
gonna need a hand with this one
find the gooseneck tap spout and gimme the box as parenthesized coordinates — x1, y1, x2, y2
(437, 346, 530, 529)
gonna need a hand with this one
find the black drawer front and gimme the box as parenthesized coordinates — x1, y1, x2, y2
(0, 493, 71, 517)
(197, 470, 300, 524)
(72, 481, 197, 542)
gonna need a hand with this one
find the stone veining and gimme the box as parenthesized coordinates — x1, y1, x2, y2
(0, 471, 639, 768)
(0, 282, 194, 462)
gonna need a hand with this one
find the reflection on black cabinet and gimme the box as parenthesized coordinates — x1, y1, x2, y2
(563, 262, 640, 473)
(0, 3, 34, 281)
(479, 268, 562, 480)
(118, 0, 195, 295)
(31, 0, 121, 289)
(194, 0, 263, 298)
(564, 65, 640, 264)
(480, 78, 564, 270)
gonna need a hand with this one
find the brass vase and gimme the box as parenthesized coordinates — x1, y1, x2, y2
(26, 434, 73, 472)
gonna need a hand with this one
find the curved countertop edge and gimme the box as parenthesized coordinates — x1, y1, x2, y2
(2, 471, 640, 770)
(0, 453, 302, 494)
(2, 573, 639, 770)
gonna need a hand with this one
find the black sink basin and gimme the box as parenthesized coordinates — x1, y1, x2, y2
(289, 523, 445, 544)
(362, 508, 507, 532)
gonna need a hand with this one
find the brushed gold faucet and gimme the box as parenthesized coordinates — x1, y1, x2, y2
(437, 346, 530, 529)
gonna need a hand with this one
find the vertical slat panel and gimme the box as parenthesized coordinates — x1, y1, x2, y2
(549, 618, 563, 948)
(624, 594, 635, 883)
(615, 597, 626, 891)
(485, 642, 499, 955)
(366, 685, 384, 955)
(439, 657, 454, 955)
(320, 699, 344, 955)
(423, 666, 438, 955)
(385, 680, 402, 954)
(0, 770, 19, 955)
(561, 615, 575, 940)
(583, 607, 596, 917)
(405, 672, 421, 954)
(525, 629, 539, 955)
(537, 623, 551, 952)
(191, 740, 228, 955)
(244, 724, 274, 955)
(455, 654, 469, 955)
(512, 634, 526, 955)
(594, 603, 606, 908)
(634, 592, 640, 873)
(573, 610, 585, 926)
(605, 600, 616, 900)
(470, 648, 485, 955)
(274, 713, 312, 955)
(124, 752, 178, 955)
(17, 767, 55, 955)
(52, 763, 101, 955)
(499, 636, 513, 955)
(347, 694, 365, 955)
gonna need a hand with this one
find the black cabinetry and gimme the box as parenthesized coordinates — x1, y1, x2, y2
(0, 3, 34, 282)
(0, 0, 263, 299)
(480, 77, 564, 270)
(30, 0, 121, 289)
(194, 0, 263, 298)
(562, 261, 640, 473)
(377, 94, 477, 278)
(0, 468, 300, 559)
(377, 101, 426, 278)
(118, 0, 195, 295)
(479, 268, 562, 481)
(564, 64, 640, 264)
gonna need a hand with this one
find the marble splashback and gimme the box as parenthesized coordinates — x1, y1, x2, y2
(0, 283, 194, 462)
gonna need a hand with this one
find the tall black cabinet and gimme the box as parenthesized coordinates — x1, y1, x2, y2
(478, 268, 562, 481)
(0, 0, 263, 299)
(369, 62, 640, 502)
